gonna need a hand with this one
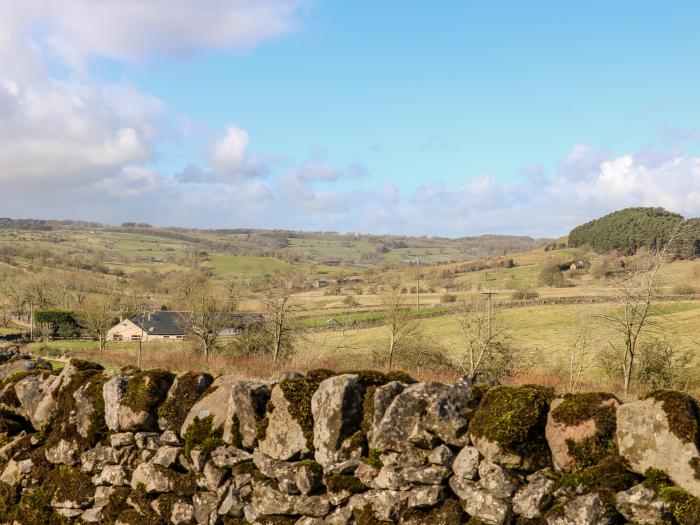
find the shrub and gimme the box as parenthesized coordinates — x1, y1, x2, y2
(511, 289, 539, 300)
(538, 264, 565, 287)
(440, 293, 457, 303)
(672, 284, 697, 296)
(343, 295, 359, 307)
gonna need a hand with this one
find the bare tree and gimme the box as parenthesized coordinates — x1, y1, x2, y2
(567, 314, 592, 393)
(1, 281, 25, 321)
(76, 297, 115, 353)
(381, 276, 416, 369)
(177, 282, 238, 361)
(258, 275, 300, 365)
(455, 296, 510, 379)
(600, 222, 685, 397)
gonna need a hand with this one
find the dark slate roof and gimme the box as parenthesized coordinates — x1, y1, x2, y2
(129, 311, 263, 336)
(129, 311, 185, 336)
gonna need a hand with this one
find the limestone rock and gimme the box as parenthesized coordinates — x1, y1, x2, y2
(478, 460, 522, 499)
(158, 371, 213, 432)
(258, 383, 311, 461)
(422, 382, 474, 446)
(370, 382, 452, 452)
(94, 465, 128, 486)
(223, 380, 271, 449)
(545, 394, 619, 473)
(14, 373, 57, 430)
(210, 445, 253, 468)
(407, 485, 444, 508)
(312, 374, 365, 467)
(615, 483, 673, 524)
(617, 392, 700, 497)
(193, 491, 220, 524)
(181, 374, 237, 438)
(45, 438, 80, 465)
(295, 461, 323, 495)
(427, 444, 454, 467)
(450, 478, 511, 525)
(349, 489, 409, 521)
(546, 493, 612, 525)
(513, 471, 555, 519)
(103, 376, 129, 432)
(452, 445, 479, 479)
(252, 483, 296, 515)
(171, 500, 196, 525)
(367, 381, 406, 443)
(130, 463, 171, 493)
(152, 445, 180, 468)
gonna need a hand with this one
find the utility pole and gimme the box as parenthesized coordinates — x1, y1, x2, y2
(416, 256, 421, 308)
(481, 290, 499, 327)
(29, 299, 34, 341)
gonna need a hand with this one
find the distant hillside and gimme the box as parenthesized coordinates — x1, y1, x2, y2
(568, 207, 700, 257)
(0, 217, 546, 267)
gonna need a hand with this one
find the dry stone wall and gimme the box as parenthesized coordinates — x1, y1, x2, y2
(1, 347, 700, 524)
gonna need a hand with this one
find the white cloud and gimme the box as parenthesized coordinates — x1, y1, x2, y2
(0, 1, 306, 69)
(208, 125, 266, 182)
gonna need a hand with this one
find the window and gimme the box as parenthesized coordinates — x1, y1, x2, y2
(130, 335, 141, 341)
(112, 334, 123, 341)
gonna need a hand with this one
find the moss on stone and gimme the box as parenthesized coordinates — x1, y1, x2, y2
(169, 471, 197, 497)
(353, 504, 385, 524)
(660, 486, 700, 525)
(384, 370, 416, 383)
(232, 459, 268, 482)
(325, 473, 367, 494)
(68, 358, 103, 372)
(228, 413, 243, 448)
(44, 464, 94, 505)
(0, 481, 18, 517)
(100, 486, 131, 523)
(121, 368, 174, 415)
(558, 456, 641, 507)
(399, 497, 467, 524)
(551, 391, 620, 469)
(468, 385, 554, 470)
(361, 448, 383, 469)
(564, 434, 619, 471)
(156, 371, 213, 432)
(642, 390, 700, 445)
(278, 369, 335, 451)
(643, 466, 674, 492)
(254, 516, 298, 525)
(361, 385, 377, 434)
(183, 413, 223, 456)
(41, 367, 107, 452)
(551, 392, 618, 428)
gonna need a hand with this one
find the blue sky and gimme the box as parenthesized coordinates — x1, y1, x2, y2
(2, 1, 700, 236)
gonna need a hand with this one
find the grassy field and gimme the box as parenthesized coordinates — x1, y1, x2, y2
(300, 300, 700, 379)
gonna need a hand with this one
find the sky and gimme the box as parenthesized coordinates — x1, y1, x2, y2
(2, 1, 700, 237)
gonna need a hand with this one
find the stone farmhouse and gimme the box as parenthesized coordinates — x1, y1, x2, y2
(107, 310, 262, 342)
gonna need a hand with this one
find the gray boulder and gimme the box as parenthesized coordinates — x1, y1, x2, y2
(513, 471, 555, 519)
(181, 374, 238, 438)
(312, 374, 364, 467)
(546, 493, 612, 525)
(223, 380, 271, 449)
(617, 392, 700, 497)
(370, 382, 451, 452)
(615, 483, 673, 524)
(258, 383, 311, 460)
(449, 477, 511, 525)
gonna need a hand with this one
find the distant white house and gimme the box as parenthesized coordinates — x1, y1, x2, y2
(107, 310, 262, 342)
